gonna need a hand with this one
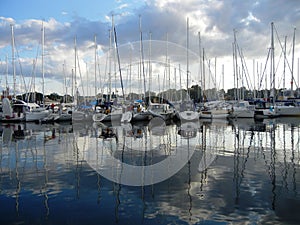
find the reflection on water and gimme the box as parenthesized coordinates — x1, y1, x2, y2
(0, 118, 300, 224)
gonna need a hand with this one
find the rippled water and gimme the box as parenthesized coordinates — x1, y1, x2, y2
(0, 117, 300, 225)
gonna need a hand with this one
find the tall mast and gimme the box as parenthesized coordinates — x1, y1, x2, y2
(74, 36, 76, 99)
(112, 15, 117, 95)
(270, 22, 275, 104)
(71, 68, 74, 103)
(291, 27, 296, 97)
(114, 26, 125, 98)
(5, 55, 9, 97)
(11, 24, 16, 98)
(139, 15, 146, 98)
(108, 28, 112, 100)
(283, 36, 287, 91)
(63, 61, 67, 103)
(233, 29, 239, 101)
(179, 64, 182, 101)
(202, 48, 206, 101)
(42, 23, 45, 107)
(148, 31, 152, 100)
(198, 32, 202, 102)
(186, 17, 189, 96)
(94, 34, 97, 98)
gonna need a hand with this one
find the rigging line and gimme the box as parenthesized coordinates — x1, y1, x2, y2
(203, 52, 217, 89)
(274, 24, 293, 75)
(274, 24, 298, 89)
(236, 45, 253, 91)
(139, 15, 147, 97)
(258, 48, 271, 90)
(14, 43, 28, 95)
(76, 49, 86, 104)
(113, 26, 125, 98)
(236, 42, 253, 91)
(96, 49, 102, 95)
(26, 37, 42, 101)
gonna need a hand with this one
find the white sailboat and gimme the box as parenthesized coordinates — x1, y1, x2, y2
(228, 30, 255, 118)
(199, 100, 231, 119)
(148, 101, 175, 121)
(92, 17, 124, 123)
(93, 101, 123, 122)
(254, 22, 279, 118)
(274, 28, 300, 117)
(1, 98, 25, 122)
(177, 18, 199, 122)
(229, 100, 255, 118)
(25, 24, 52, 122)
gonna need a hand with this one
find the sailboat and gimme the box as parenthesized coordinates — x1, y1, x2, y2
(254, 22, 279, 118)
(50, 63, 73, 122)
(2, 25, 51, 123)
(176, 18, 199, 122)
(25, 24, 52, 122)
(273, 27, 300, 117)
(198, 50, 231, 119)
(0, 98, 25, 122)
(228, 30, 255, 118)
(148, 100, 175, 121)
(93, 17, 124, 123)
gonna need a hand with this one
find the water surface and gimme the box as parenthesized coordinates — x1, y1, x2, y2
(0, 117, 300, 224)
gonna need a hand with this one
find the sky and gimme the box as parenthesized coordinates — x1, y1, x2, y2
(0, 0, 300, 97)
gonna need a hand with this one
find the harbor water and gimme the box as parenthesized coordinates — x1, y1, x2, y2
(0, 117, 300, 224)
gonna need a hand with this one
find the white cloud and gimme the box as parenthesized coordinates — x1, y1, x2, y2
(0, 17, 15, 25)
(1, 0, 300, 94)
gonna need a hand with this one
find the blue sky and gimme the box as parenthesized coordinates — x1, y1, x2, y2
(0, 0, 142, 22)
(0, 0, 300, 96)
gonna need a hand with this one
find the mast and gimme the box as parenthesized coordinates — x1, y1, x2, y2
(42, 23, 45, 107)
(233, 29, 239, 101)
(94, 34, 97, 98)
(112, 15, 117, 96)
(108, 28, 112, 101)
(113, 26, 125, 98)
(5, 55, 9, 98)
(139, 15, 146, 98)
(148, 32, 152, 101)
(291, 27, 296, 97)
(71, 68, 74, 103)
(198, 32, 202, 102)
(186, 17, 189, 97)
(63, 61, 67, 103)
(222, 64, 224, 98)
(179, 64, 182, 101)
(283, 36, 287, 91)
(11, 24, 16, 98)
(270, 22, 275, 104)
(202, 48, 206, 101)
(74, 36, 76, 99)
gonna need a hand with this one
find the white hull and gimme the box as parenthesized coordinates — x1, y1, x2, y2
(229, 100, 255, 118)
(254, 108, 278, 118)
(1, 98, 25, 122)
(275, 105, 300, 116)
(121, 111, 132, 123)
(200, 109, 229, 119)
(53, 113, 72, 122)
(25, 110, 51, 122)
(229, 109, 255, 118)
(93, 112, 122, 122)
(178, 110, 199, 121)
(72, 110, 93, 121)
